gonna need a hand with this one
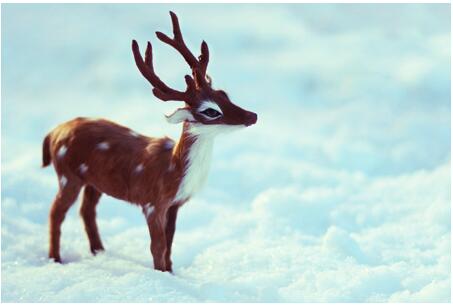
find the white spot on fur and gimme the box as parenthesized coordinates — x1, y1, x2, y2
(163, 139, 175, 150)
(134, 163, 144, 173)
(168, 162, 175, 172)
(143, 204, 155, 218)
(57, 145, 67, 158)
(97, 142, 110, 150)
(59, 176, 67, 187)
(129, 130, 139, 137)
(79, 163, 88, 174)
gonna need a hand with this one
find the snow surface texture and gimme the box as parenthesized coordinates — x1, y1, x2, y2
(1, 4, 451, 303)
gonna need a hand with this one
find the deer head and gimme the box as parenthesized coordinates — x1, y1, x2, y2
(132, 11, 257, 133)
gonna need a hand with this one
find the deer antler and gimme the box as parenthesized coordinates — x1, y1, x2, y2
(132, 40, 189, 101)
(155, 11, 210, 88)
(132, 11, 210, 102)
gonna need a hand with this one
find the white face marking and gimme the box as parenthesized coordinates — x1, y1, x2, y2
(129, 130, 139, 137)
(134, 163, 144, 173)
(143, 204, 155, 218)
(79, 163, 88, 174)
(198, 100, 222, 114)
(163, 139, 175, 150)
(198, 100, 223, 121)
(59, 175, 67, 187)
(97, 142, 110, 150)
(57, 145, 67, 158)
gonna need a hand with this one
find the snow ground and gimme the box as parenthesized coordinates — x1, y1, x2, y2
(1, 4, 451, 302)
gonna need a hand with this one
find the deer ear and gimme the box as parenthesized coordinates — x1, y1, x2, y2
(165, 108, 195, 124)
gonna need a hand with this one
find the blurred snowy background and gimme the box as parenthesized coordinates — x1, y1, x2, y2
(1, 3, 451, 302)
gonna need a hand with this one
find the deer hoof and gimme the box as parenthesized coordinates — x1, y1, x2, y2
(49, 256, 62, 263)
(91, 246, 105, 255)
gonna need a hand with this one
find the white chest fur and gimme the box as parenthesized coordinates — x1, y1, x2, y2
(174, 133, 214, 202)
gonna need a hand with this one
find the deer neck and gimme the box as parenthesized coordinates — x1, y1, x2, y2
(172, 122, 215, 203)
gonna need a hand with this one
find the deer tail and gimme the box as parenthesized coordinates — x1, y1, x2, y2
(42, 134, 52, 168)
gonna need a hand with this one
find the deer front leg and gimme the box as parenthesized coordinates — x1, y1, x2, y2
(165, 205, 179, 273)
(144, 205, 168, 272)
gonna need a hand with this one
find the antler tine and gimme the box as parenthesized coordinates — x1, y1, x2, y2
(184, 75, 196, 89)
(132, 40, 186, 101)
(156, 11, 211, 88)
(156, 11, 199, 69)
(199, 40, 210, 77)
(144, 41, 153, 67)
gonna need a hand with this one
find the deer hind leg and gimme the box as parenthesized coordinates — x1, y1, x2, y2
(144, 205, 168, 272)
(80, 185, 104, 255)
(165, 205, 179, 273)
(49, 176, 82, 263)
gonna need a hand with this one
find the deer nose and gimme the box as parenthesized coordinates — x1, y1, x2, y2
(245, 111, 257, 126)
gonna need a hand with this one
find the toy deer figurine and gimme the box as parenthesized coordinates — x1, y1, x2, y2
(42, 11, 257, 272)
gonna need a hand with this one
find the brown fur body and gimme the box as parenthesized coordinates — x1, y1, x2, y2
(43, 117, 195, 272)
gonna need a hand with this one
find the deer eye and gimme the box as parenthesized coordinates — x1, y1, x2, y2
(200, 108, 222, 118)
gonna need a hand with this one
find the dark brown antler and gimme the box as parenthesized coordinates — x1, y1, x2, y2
(156, 11, 210, 88)
(132, 11, 211, 102)
(132, 40, 188, 101)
